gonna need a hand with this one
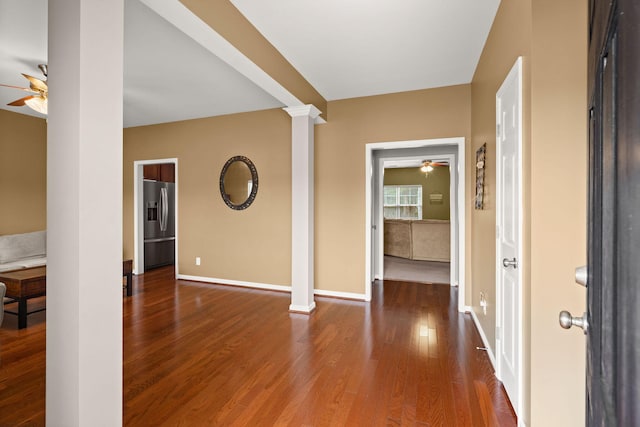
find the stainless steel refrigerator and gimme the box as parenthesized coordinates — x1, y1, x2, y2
(144, 180, 176, 270)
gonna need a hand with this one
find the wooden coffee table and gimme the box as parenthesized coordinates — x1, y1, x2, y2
(0, 266, 46, 329)
(1, 261, 133, 328)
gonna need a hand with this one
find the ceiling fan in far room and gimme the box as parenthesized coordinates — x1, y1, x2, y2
(420, 159, 448, 174)
(0, 64, 48, 115)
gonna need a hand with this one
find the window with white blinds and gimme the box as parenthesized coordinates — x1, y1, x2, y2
(383, 185, 422, 219)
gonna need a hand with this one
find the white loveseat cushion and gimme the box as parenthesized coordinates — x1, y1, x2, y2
(0, 231, 46, 264)
(19, 257, 47, 268)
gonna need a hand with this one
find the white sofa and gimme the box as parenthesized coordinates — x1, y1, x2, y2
(0, 231, 47, 273)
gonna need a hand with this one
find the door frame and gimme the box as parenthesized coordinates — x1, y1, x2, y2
(365, 137, 466, 310)
(495, 57, 524, 419)
(133, 158, 179, 276)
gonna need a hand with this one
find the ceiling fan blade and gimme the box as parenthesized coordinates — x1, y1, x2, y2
(7, 95, 35, 107)
(0, 83, 38, 93)
(22, 74, 48, 93)
(2, 68, 49, 115)
(24, 96, 48, 115)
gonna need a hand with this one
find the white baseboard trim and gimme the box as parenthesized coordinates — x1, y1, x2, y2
(467, 306, 497, 370)
(289, 302, 316, 313)
(177, 274, 291, 293)
(176, 275, 367, 302)
(314, 289, 367, 301)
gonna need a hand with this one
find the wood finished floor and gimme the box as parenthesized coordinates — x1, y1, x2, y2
(0, 266, 516, 426)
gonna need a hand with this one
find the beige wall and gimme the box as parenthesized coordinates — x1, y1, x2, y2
(471, 0, 587, 425)
(470, 0, 532, 421)
(123, 109, 292, 286)
(529, 0, 587, 425)
(383, 166, 451, 220)
(470, 0, 532, 354)
(123, 85, 471, 295)
(470, 3, 533, 421)
(317, 85, 471, 294)
(0, 109, 47, 234)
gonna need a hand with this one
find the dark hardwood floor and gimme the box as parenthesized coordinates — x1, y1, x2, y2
(0, 266, 516, 426)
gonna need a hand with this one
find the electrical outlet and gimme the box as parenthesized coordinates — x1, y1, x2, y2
(195, 257, 201, 266)
(479, 292, 487, 315)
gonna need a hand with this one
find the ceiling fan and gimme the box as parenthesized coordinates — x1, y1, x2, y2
(0, 64, 48, 115)
(420, 160, 448, 173)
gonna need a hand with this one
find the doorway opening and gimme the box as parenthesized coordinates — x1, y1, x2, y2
(365, 137, 466, 311)
(382, 156, 453, 284)
(133, 158, 179, 276)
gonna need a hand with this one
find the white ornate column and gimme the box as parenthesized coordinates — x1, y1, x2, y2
(284, 105, 321, 313)
(47, 0, 123, 425)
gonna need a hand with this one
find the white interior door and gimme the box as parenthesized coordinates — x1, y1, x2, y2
(496, 57, 523, 416)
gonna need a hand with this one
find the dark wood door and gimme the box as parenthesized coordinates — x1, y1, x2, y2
(587, 0, 640, 424)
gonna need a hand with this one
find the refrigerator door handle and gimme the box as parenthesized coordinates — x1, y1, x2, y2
(164, 187, 169, 231)
(158, 189, 163, 231)
(159, 188, 165, 232)
(160, 187, 168, 232)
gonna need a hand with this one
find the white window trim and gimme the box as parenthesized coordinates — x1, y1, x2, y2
(383, 184, 422, 219)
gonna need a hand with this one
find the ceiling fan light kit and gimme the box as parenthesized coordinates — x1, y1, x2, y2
(420, 160, 448, 176)
(0, 64, 48, 115)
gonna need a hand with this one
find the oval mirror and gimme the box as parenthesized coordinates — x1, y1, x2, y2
(220, 156, 258, 210)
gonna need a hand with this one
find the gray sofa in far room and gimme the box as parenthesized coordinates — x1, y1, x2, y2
(0, 230, 47, 273)
(384, 219, 450, 262)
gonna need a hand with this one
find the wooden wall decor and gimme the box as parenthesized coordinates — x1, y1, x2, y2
(475, 143, 486, 210)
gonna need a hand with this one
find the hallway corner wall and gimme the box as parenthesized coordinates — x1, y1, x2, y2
(470, 0, 533, 422)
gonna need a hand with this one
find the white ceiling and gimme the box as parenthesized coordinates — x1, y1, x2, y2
(123, 0, 283, 127)
(0, 0, 500, 126)
(230, 0, 501, 100)
(0, 0, 283, 127)
(0, 1, 48, 120)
